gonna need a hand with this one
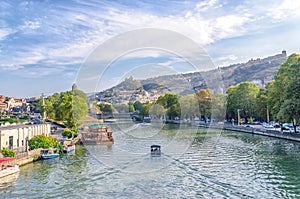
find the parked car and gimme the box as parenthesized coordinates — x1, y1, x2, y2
(262, 122, 273, 128)
(282, 123, 292, 130)
(271, 123, 280, 128)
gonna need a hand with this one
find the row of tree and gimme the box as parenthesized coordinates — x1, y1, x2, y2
(226, 54, 300, 132)
(96, 89, 225, 122)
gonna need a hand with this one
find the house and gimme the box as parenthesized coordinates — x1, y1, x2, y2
(0, 123, 50, 150)
(6, 98, 26, 112)
(0, 95, 5, 103)
(0, 102, 8, 113)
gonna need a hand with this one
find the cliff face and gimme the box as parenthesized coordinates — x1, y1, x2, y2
(94, 51, 287, 103)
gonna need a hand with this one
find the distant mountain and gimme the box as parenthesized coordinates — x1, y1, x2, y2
(93, 51, 287, 103)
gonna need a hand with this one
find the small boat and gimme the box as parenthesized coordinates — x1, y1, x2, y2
(0, 157, 20, 178)
(63, 144, 75, 153)
(151, 145, 161, 157)
(41, 149, 59, 159)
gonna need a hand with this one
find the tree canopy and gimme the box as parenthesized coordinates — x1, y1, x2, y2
(41, 89, 88, 129)
(267, 54, 300, 132)
(226, 82, 260, 122)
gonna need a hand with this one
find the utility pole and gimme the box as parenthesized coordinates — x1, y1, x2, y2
(42, 93, 46, 123)
(237, 109, 241, 126)
(267, 107, 270, 124)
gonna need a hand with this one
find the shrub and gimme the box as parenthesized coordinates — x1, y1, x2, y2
(62, 128, 78, 138)
(28, 135, 61, 150)
(1, 148, 16, 157)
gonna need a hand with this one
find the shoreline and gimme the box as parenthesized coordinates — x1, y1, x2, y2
(198, 124, 300, 142)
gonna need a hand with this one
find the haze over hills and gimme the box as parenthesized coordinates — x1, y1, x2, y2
(93, 51, 287, 104)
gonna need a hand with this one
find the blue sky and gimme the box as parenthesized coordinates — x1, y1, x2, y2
(1, 0, 300, 97)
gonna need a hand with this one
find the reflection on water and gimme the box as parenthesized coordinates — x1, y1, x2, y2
(1, 124, 300, 198)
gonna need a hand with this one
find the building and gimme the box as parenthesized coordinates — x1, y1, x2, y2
(0, 95, 5, 103)
(0, 102, 7, 113)
(0, 124, 50, 150)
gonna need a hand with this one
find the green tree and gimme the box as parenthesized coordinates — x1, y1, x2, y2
(128, 101, 135, 113)
(268, 54, 300, 132)
(133, 101, 143, 112)
(179, 94, 198, 120)
(211, 93, 226, 122)
(40, 90, 88, 130)
(195, 89, 212, 122)
(255, 88, 269, 122)
(97, 103, 113, 114)
(226, 82, 260, 123)
(62, 128, 78, 138)
(156, 93, 180, 119)
(140, 102, 151, 117)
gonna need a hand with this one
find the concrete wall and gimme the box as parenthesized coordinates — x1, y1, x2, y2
(0, 124, 50, 150)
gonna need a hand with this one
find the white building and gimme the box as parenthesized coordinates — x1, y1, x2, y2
(0, 124, 50, 151)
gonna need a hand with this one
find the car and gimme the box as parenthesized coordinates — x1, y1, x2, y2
(282, 123, 292, 130)
(262, 122, 273, 128)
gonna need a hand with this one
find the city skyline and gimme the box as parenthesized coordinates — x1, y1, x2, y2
(1, 0, 300, 97)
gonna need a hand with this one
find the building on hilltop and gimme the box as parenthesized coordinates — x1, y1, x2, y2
(72, 83, 78, 91)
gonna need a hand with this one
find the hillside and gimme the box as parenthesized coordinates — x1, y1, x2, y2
(94, 51, 287, 103)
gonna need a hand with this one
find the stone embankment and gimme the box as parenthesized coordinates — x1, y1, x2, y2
(2, 148, 42, 167)
(199, 123, 300, 142)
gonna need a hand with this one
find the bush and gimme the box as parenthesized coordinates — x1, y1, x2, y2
(28, 135, 61, 150)
(62, 128, 78, 138)
(1, 148, 16, 157)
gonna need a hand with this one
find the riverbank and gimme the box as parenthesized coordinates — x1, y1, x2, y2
(1, 148, 42, 167)
(198, 123, 300, 142)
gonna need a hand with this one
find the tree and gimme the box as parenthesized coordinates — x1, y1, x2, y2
(40, 90, 88, 130)
(133, 101, 143, 112)
(179, 94, 198, 120)
(195, 89, 212, 122)
(97, 103, 113, 114)
(211, 93, 226, 122)
(156, 93, 180, 120)
(62, 128, 78, 138)
(128, 101, 135, 113)
(226, 82, 260, 123)
(255, 88, 269, 122)
(140, 102, 151, 117)
(268, 54, 300, 132)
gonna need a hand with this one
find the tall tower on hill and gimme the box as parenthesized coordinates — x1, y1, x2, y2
(72, 83, 78, 91)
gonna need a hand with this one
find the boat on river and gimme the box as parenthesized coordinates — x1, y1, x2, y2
(0, 157, 20, 178)
(81, 124, 114, 145)
(151, 145, 161, 157)
(63, 144, 75, 153)
(41, 149, 59, 159)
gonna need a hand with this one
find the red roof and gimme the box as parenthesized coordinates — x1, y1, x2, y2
(0, 157, 16, 163)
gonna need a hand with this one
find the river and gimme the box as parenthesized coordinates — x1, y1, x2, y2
(1, 123, 300, 198)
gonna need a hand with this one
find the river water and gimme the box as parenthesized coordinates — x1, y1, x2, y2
(1, 123, 300, 198)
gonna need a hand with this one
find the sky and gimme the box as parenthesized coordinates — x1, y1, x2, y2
(1, 0, 300, 97)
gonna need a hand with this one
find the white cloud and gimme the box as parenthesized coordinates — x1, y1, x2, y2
(22, 20, 41, 30)
(268, 0, 300, 20)
(0, 28, 14, 40)
(196, 0, 218, 11)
